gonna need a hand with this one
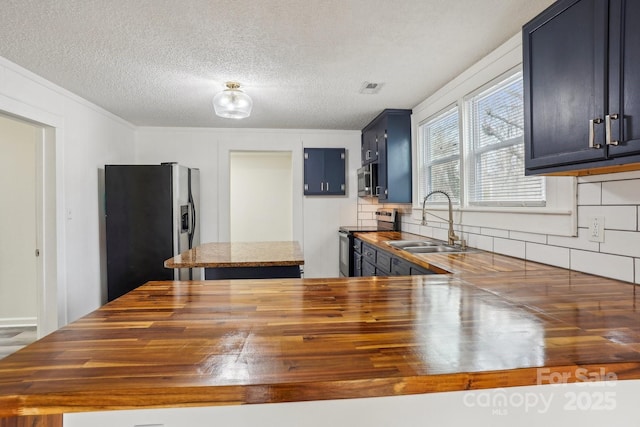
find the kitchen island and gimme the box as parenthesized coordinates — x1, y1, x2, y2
(2, 231, 640, 426)
(164, 241, 304, 279)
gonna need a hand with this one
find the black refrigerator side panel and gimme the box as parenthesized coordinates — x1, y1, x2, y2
(105, 165, 174, 302)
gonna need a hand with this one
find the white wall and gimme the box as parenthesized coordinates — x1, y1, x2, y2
(134, 127, 360, 278)
(0, 115, 37, 326)
(0, 56, 135, 327)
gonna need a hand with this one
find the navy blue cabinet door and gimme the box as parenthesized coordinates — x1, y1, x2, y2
(608, 0, 640, 159)
(524, 0, 640, 175)
(304, 148, 345, 195)
(361, 127, 378, 165)
(375, 110, 412, 203)
(523, 0, 608, 173)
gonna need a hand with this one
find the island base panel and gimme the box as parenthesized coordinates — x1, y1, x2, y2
(204, 265, 301, 279)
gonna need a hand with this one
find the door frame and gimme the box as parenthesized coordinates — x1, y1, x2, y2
(218, 134, 304, 243)
(0, 94, 66, 337)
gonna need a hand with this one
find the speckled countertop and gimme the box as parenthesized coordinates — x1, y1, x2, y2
(164, 241, 304, 268)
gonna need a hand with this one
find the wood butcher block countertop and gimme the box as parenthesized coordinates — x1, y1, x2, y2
(164, 241, 304, 268)
(2, 231, 640, 418)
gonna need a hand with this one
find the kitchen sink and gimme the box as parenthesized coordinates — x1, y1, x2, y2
(402, 245, 466, 254)
(386, 240, 441, 249)
(386, 239, 472, 254)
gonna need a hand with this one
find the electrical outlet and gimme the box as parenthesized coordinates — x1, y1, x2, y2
(588, 216, 605, 243)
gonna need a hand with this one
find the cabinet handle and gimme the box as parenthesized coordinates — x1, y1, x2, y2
(605, 114, 619, 146)
(326, 182, 329, 191)
(375, 186, 381, 196)
(365, 150, 371, 160)
(321, 182, 324, 191)
(589, 118, 603, 149)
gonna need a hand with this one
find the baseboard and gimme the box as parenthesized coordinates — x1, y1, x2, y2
(0, 317, 37, 328)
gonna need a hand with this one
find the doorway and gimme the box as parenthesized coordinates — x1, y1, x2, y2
(229, 151, 293, 242)
(0, 114, 38, 347)
(0, 108, 58, 341)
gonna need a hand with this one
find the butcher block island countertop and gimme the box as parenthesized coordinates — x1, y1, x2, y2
(164, 241, 304, 268)
(3, 231, 640, 422)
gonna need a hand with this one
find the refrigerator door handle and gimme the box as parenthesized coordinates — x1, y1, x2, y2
(188, 202, 195, 236)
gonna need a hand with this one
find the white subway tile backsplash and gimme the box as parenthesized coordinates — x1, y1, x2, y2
(508, 230, 547, 244)
(359, 203, 380, 213)
(547, 228, 600, 252)
(430, 227, 449, 242)
(402, 222, 420, 234)
(602, 179, 640, 205)
(494, 238, 525, 258)
(600, 230, 640, 258)
(577, 205, 637, 230)
(467, 234, 494, 252)
(461, 225, 482, 234)
(480, 227, 509, 238)
(577, 182, 601, 205)
(526, 243, 570, 269)
(354, 174, 640, 285)
(570, 249, 634, 283)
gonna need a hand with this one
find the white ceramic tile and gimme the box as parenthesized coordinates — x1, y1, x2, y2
(577, 205, 637, 230)
(577, 182, 601, 205)
(359, 203, 380, 213)
(358, 211, 375, 220)
(430, 227, 449, 242)
(466, 233, 493, 252)
(402, 222, 420, 235)
(570, 249, 634, 283)
(358, 219, 376, 227)
(600, 230, 640, 257)
(547, 228, 600, 252)
(602, 179, 640, 205)
(526, 243, 570, 269)
(480, 227, 509, 238)
(461, 224, 481, 234)
(494, 238, 525, 259)
(578, 170, 640, 183)
(508, 230, 547, 244)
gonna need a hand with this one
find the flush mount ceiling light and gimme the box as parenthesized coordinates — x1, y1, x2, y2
(212, 81, 253, 119)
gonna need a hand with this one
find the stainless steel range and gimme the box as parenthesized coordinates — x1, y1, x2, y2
(338, 209, 398, 277)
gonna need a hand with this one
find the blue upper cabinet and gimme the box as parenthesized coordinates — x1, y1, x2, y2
(362, 109, 412, 203)
(524, 0, 640, 175)
(303, 148, 346, 196)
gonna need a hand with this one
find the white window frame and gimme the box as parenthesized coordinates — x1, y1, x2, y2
(418, 104, 462, 205)
(411, 34, 576, 237)
(463, 68, 545, 208)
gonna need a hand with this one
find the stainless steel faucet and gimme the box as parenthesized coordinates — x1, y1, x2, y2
(421, 190, 464, 247)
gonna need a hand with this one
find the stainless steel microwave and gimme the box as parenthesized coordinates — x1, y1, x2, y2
(357, 163, 378, 197)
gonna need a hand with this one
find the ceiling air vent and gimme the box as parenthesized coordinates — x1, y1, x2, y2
(360, 81, 383, 94)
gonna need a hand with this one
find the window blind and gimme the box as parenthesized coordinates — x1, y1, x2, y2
(419, 106, 460, 204)
(466, 73, 545, 206)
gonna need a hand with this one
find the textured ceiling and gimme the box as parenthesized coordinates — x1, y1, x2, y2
(0, 0, 554, 130)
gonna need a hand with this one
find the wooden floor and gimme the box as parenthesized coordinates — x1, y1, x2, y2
(0, 326, 36, 360)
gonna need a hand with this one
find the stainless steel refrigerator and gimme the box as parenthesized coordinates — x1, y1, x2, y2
(105, 163, 201, 302)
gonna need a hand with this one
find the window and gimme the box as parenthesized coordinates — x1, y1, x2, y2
(419, 106, 460, 204)
(412, 35, 574, 236)
(465, 72, 545, 206)
(418, 70, 545, 209)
